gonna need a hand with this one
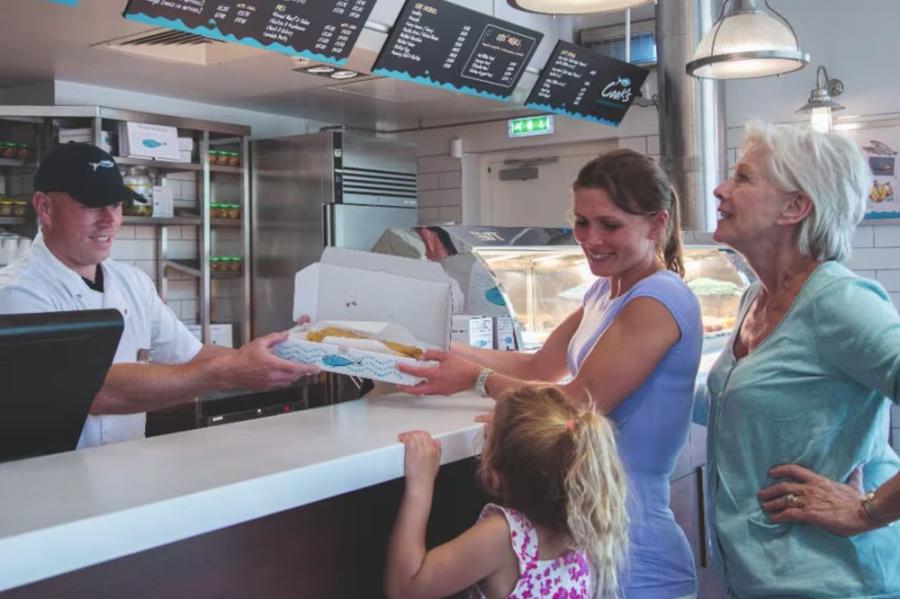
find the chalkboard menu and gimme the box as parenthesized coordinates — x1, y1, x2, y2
(123, 0, 377, 65)
(525, 40, 649, 127)
(372, 0, 543, 101)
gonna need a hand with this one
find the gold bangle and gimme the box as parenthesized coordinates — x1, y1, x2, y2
(861, 491, 885, 527)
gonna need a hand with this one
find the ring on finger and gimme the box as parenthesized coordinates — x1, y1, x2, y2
(785, 493, 797, 507)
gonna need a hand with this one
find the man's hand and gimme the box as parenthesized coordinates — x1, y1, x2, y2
(225, 330, 319, 391)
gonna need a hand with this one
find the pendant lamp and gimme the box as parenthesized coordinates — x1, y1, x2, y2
(507, 0, 653, 15)
(686, 0, 809, 79)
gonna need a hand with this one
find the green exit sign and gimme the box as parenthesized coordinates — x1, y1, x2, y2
(508, 115, 554, 138)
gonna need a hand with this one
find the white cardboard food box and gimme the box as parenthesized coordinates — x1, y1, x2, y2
(274, 248, 452, 385)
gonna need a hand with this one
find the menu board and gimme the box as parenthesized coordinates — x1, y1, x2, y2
(123, 0, 377, 65)
(372, 0, 543, 101)
(526, 40, 649, 127)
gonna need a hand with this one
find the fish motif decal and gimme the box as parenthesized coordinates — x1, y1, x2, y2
(321, 354, 358, 368)
(484, 286, 506, 306)
(141, 139, 166, 149)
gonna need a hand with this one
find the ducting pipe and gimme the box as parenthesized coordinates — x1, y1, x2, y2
(655, 0, 726, 232)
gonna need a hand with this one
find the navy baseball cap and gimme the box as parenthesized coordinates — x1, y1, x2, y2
(33, 143, 146, 206)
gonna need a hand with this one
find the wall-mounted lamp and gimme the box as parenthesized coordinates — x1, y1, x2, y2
(506, 0, 652, 15)
(686, 0, 809, 79)
(796, 65, 844, 132)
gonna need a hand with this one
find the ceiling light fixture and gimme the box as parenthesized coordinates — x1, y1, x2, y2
(686, 0, 809, 80)
(796, 65, 844, 133)
(330, 70, 359, 80)
(506, 0, 653, 15)
(304, 65, 336, 75)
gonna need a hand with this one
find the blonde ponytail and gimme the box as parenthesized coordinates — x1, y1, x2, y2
(565, 410, 629, 598)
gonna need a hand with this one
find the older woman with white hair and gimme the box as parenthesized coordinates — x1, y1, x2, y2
(706, 122, 900, 597)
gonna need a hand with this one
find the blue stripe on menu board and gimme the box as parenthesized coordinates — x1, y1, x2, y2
(48, 0, 78, 5)
(123, 12, 348, 66)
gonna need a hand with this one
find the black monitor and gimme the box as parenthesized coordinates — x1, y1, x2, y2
(0, 309, 123, 462)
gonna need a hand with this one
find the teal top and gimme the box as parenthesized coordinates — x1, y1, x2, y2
(706, 262, 900, 598)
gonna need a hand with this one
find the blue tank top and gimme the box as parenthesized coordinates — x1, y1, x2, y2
(567, 270, 702, 598)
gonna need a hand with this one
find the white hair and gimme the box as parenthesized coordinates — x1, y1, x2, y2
(741, 122, 869, 262)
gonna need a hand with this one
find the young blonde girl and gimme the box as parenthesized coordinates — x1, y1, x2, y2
(385, 385, 629, 599)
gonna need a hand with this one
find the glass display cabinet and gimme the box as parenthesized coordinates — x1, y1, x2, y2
(373, 226, 755, 352)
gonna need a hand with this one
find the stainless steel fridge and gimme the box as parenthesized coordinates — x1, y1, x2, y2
(251, 131, 419, 339)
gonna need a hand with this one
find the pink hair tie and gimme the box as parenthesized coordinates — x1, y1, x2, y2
(566, 419, 575, 431)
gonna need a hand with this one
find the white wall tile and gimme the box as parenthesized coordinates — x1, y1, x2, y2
(417, 154, 460, 173)
(165, 300, 182, 318)
(875, 270, 900, 292)
(180, 225, 198, 240)
(117, 226, 135, 239)
(417, 207, 440, 223)
(135, 226, 157, 240)
(845, 248, 900, 271)
(166, 279, 198, 300)
(646, 135, 660, 155)
(618, 137, 647, 154)
(110, 239, 155, 261)
(873, 224, 900, 247)
(853, 226, 874, 248)
(133, 260, 157, 280)
(419, 188, 461, 209)
(418, 173, 440, 191)
(890, 293, 900, 310)
(167, 239, 198, 260)
(726, 126, 743, 149)
(439, 205, 462, 223)
(439, 171, 462, 189)
(181, 299, 198, 321)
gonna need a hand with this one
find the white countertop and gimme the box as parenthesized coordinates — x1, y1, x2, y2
(0, 391, 493, 592)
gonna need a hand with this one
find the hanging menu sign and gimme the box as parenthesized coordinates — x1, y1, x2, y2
(525, 40, 649, 127)
(372, 0, 543, 101)
(122, 0, 377, 66)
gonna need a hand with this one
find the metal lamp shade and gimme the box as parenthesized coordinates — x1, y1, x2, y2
(686, 1, 809, 79)
(507, 0, 654, 15)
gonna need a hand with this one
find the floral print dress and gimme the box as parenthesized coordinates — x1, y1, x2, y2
(469, 503, 592, 599)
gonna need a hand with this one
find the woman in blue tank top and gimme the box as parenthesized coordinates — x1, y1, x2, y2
(399, 149, 703, 598)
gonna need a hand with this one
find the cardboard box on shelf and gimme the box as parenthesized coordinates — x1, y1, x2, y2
(151, 184, 174, 218)
(58, 128, 113, 154)
(186, 323, 233, 348)
(119, 122, 180, 161)
(274, 248, 451, 385)
(451, 315, 494, 349)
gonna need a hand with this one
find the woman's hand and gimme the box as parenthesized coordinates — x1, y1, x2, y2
(395, 349, 482, 396)
(758, 464, 872, 536)
(398, 430, 441, 490)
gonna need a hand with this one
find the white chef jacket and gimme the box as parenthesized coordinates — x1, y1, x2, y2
(0, 232, 202, 448)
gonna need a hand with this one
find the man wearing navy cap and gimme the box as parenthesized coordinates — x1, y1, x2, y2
(0, 143, 317, 448)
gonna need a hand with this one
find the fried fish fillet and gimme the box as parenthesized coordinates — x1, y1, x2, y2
(305, 327, 424, 359)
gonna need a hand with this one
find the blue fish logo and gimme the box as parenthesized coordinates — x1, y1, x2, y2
(141, 139, 165, 148)
(322, 354, 357, 368)
(504, 336, 513, 344)
(485, 286, 506, 306)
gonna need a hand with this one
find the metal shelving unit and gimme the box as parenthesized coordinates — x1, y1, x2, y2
(0, 106, 252, 347)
